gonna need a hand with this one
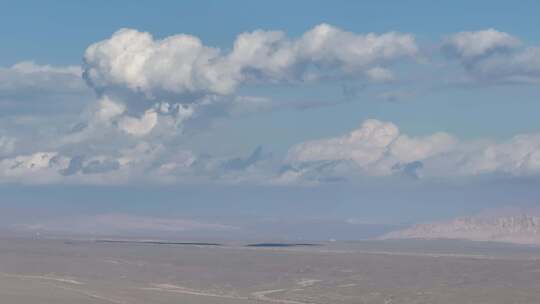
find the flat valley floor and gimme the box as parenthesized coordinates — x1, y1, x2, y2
(2, 237, 540, 303)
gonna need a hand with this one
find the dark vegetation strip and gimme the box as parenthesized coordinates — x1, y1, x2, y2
(246, 243, 320, 247)
(94, 240, 222, 246)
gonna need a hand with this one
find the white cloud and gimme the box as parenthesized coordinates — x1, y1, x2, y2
(6, 144, 317, 185)
(94, 95, 126, 122)
(118, 109, 159, 136)
(116, 141, 163, 167)
(4, 152, 59, 171)
(3, 119, 540, 185)
(443, 29, 521, 59)
(288, 119, 399, 166)
(0, 152, 69, 184)
(473, 47, 540, 84)
(228, 23, 417, 83)
(297, 24, 417, 73)
(452, 134, 540, 176)
(84, 24, 417, 98)
(64, 24, 421, 152)
(286, 119, 456, 176)
(84, 28, 235, 96)
(6, 26, 540, 187)
(81, 24, 418, 137)
(284, 119, 540, 182)
(390, 133, 457, 163)
(443, 29, 540, 84)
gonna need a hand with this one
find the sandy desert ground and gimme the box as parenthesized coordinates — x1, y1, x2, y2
(2, 237, 540, 303)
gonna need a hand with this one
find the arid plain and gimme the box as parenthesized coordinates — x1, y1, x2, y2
(2, 237, 540, 303)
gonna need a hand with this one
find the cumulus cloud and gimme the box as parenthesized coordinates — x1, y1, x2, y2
(442, 29, 521, 60)
(84, 24, 417, 96)
(93, 95, 126, 122)
(286, 119, 456, 177)
(443, 29, 540, 84)
(6, 26, 540, 187)
(4, 117, 540, 185)
(84, 29, 235, 96)
(117, 109, 159, 136)
(282, 119, 540, 183)
(0, 152, 69, 184)
(0, 140, 161, 184)
(60, 94, 196, 153)
(449, 134, 540, 176)
(288, 119, 399, 165)
(390, 132, 457, 163)
(80, 24, 418, 136)
(0, 137, 273, 185)
(228, 24, 417, 83)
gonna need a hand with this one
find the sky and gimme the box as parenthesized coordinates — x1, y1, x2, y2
(2, 1, 540, 240)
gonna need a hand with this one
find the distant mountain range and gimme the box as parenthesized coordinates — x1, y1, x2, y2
(381, 214, 540, 245)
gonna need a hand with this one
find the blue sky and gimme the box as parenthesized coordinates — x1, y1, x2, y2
(3, 0, 540, 65)
(2, 0, 539, 142)
(1, 1, 540, 239)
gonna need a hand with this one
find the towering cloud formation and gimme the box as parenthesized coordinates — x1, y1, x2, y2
(227, 24, 417, 83)
(286, 119, 456, 177)
(82, 24, 418, 137)
(84, 24, 417, 96)
(4, 26, 540, 185)
(84, 29, 236, 97)
(283, 119, 540, 183)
